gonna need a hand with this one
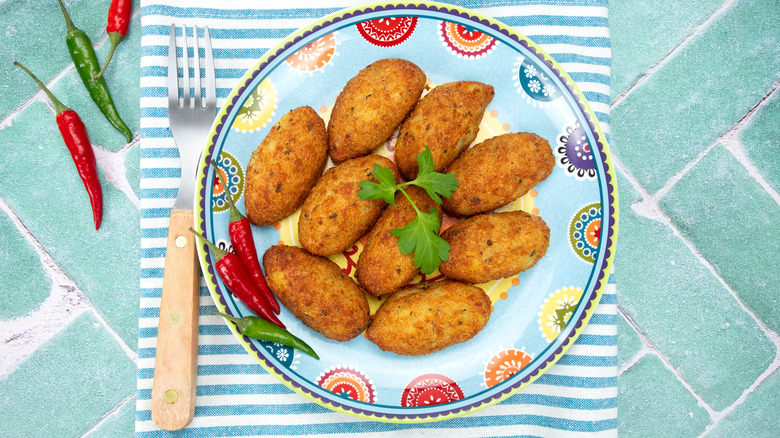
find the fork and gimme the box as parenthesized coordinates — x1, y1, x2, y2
(152, 23, 216, 431)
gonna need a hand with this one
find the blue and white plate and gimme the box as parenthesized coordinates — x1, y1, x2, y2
(195, 1, 617, 423)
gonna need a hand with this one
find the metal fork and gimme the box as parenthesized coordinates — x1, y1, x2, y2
(152, 24, 216, 432)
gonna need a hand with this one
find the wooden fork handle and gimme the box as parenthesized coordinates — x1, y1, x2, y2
(152, 208, 200, 430)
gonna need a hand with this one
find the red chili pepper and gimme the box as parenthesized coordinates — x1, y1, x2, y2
(210, 160, 281, 314)
(92, 0, 132, 81)
(14, 61, 103, 230)
(191, 229, 285, 329)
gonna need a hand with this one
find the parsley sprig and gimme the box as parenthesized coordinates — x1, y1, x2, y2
(358, 147, 458, 274)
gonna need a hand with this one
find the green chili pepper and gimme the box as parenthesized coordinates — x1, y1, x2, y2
(203, 308, 320, 360)
(58, 0, 132, 143)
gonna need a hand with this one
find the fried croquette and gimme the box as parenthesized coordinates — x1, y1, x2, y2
(298, 155, 400, 256)
(356, 186, 442, 296)
(394, 81, 494, 180)
(365, 280, 492, 356)
(262, 245, 370, 342)
(328, 58, 426, 163)
(244, 106, 328, 226)
(443, 132, 554, 216)
(439, 210, 550, 284)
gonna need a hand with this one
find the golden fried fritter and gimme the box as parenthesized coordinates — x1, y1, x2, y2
(298, 155, 400, 256)
(356, 186, 441, 296)
(244, 106, 328, 226)
(439, 211, 550, 284)
(262, 245, 370, 342)
(394, 81, 494, 180)
(365, 280, 492, 356)
(328, 58, 426, 163)
(443, 132, 554, 216)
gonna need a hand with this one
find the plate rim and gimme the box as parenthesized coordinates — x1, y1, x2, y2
(194, 0, 619, 423)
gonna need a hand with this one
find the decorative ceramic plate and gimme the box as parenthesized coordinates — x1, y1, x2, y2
(195, 1, 617, 423)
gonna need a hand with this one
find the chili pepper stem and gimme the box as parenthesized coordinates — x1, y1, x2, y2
(13, 62, 69, 115)
(57, 0, 78, 36)
(203, 308, 247, 332)
(210, 160, 245, 224)
(188, 227, 227, 260)
(92, 32, 124, 82)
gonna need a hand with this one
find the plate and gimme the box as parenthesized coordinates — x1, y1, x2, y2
(194, 1, 617, 423)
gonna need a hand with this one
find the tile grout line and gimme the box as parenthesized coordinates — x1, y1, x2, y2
(94, 134, 142, 210)
(79, 392, 136, 438)
(719, 81, 780, 207)
(0, 195, 91, 376)
(700, 361, 780, 437)
(613, 80, 780, 213)
(610, 0, 737, 108)
(616, 307, 719, 421)
(612, 118, 780, 436)
(617, 155, 780, 435)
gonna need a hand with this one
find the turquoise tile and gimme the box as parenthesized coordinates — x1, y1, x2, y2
(739, 90, 780, 194)
(660, 144, 780, 335)
(0, 0, 112, 122)
(618, 354, 710, 437)
(0, 101, 140, 347)
(609, 0, 723, 96)
(0, 209, 49, 319)
(610, 0, 780, 193)
(0, 312, 136, 437)
(615, 168, 775, 411)
(85, 398, 136, 438)
(707, 369, 780, 438)
(49, 16, 141, 152)
(126, 142, 141, 198)
(617, 313, 642, 370)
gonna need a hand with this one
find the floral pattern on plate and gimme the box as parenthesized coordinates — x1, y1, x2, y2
(439, 21, 497, 59)
(357, 17, 417, 47)
(401, 373, 464, 407)
(569, 202, 602, 263)
(483, 348, 534, 388)
(556, 120, 597, 180)
(538, 287, 585, 342)
(317, 365, 376, 403)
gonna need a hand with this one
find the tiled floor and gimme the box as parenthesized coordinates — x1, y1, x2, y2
(0, 0, 778, 436)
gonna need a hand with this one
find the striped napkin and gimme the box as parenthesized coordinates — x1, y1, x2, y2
(137, 0, 615, 436)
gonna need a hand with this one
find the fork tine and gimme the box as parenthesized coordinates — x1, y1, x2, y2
(167, 24, 178, 108)
(182, 25, 190, 109)
(192, 25, 202, 109)
(203, 27, 216, 110)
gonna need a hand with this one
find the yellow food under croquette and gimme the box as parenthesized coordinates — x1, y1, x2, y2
(365, 280, 492, 356)
(328, 58, 426, 163)
(394, 81, 494, 180)
(298, 154, 400, 257)
(443, 132, 554, 217)
(244, 106, 328, 226)
(439, 210, 550, 284)
(263, 245, 370, 342)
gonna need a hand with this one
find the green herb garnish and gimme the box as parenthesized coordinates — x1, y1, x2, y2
(358, 147, 458, 274)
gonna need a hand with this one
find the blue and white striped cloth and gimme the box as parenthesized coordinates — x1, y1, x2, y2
(137, 1, 615, 435)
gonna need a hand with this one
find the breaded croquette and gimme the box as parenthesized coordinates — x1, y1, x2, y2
(263, 245, 370, 342)
(394, 81, 494, 180)
(356, 186, 441, 296)
(365, 280, 492, 356)
(298, 154, 400, 256)
(328, 58, 426, 163)
(443, 132, 554, 216)
(439, 210, 550, 284)
(244, 106, 328, 226)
